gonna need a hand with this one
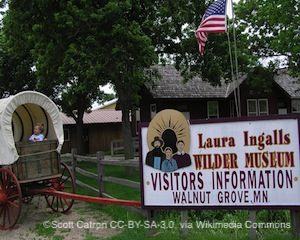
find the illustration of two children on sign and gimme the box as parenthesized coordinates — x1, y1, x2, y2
(145, 136, 191, 172)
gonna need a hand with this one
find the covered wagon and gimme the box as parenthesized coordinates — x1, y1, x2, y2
(0, 91, 75, 230)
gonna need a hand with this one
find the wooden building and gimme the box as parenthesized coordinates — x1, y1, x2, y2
(62, 66, 300, 154)
(61, 109, 123, 154)
(139, 65, 300, 122)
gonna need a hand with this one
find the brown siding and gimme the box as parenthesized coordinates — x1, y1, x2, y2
(61, 125, 77, 154)
(238, 81, 291, 116)
(88, 123, 122, 153)
(61, 123, 122, 154)
(139, 80, 292, 123)
(140, 98, 231, 122)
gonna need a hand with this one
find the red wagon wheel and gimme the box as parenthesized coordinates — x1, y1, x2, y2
(45, 162, 75, 213)
(0, 168, 22, 230)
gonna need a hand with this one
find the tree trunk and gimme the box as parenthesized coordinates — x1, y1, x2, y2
(75, 108, 86, 155)
(131, 109, 137, 137)
(121, 102, 134, 176)
(121, 102, 134, 160)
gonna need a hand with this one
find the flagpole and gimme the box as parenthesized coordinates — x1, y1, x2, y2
(226, 0, 240, 117)
(196, 0, 240, 116)
(231, 0, 241, 117)
(226, 31, 239, 117)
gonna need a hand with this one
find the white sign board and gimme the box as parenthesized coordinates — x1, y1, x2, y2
(140, 110, 300, 208)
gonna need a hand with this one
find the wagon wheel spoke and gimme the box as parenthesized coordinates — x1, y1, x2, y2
(1, 172, 7, 193)
(61, 175, 71, 184)
(45, 195, 52, 206)
(6, 189, 16, 199)
(50, 196, 55, 207)
(0, 205, 5, 219)
(0, 173, 2, 191)
(6, 206, 11, 226)
(2, 206, 7, 228)
(62, 198, 71, 208)
(7, 200, 19, 209)
(59, 198, 65, 212)
(6, 186, 13, 196)
(59, 168, 66, 181)
(8, 194, 19, 200)
(1, 171, 6, 185)
(5, 175, 12, 194)
(6, 180, 19, 201)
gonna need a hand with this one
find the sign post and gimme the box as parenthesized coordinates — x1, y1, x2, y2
(249, 210, 257, 240)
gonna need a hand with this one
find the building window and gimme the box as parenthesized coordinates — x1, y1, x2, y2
(64, 128, 70, 141)
(247, 99, 257, 116)
(247, 99, 269, 116)
(207, 101, 219, 118)
(278, 101, 287, 115)
(258, 99, 269, 115)
(292, 100, 300, 113)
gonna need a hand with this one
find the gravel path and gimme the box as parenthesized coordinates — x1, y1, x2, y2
(1, 197, 121, 240)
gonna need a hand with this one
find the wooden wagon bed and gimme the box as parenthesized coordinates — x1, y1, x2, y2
(12, 140, 61, 183)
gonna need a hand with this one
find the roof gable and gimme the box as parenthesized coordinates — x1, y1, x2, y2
(274, 71, 300, 98)
(145, 65, 300, 100)
(145, 65, 241, 99)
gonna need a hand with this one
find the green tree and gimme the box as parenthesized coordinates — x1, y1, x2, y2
(2, 1, 110, 154)
(97, 0, 254, 159)
(98, 1, 157, 159)
(141, 0, 257, 85)
(0, 4, 36, 97)
(235, 0, 300, 74)
(1, 0, 257, 158)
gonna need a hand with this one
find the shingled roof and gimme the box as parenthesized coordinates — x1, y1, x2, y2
(274, 70, 300, 98)
(145, 65, 242, 99)
(61, 110, 122, 125)
(145, 65, 300, 100)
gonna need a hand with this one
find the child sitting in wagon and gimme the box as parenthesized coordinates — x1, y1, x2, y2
(29, 123, 45, 142)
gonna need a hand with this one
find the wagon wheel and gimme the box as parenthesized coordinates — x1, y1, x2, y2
(0, 168, 22, 230)
(45, 162, 75, 213)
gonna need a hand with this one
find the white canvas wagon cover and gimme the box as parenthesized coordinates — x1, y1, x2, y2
(0, 91, 64, 165)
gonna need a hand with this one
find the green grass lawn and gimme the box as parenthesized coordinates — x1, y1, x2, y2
(76, 161, 140, 200)
(73, 161, 298, 240)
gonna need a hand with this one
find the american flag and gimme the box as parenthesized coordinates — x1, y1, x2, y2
(195, 0, 227, 55)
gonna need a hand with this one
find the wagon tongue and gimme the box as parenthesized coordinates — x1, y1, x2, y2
(29, 188, 141, 208)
